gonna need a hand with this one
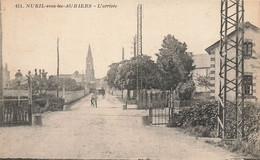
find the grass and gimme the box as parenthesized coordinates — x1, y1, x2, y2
(204, 139, 260, 159)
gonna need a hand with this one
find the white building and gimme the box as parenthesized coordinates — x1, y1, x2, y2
(205, 22, 260, 103)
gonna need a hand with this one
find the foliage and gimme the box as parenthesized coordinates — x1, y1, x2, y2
(106, 62, 120, 89)
(196, 74, 211, 91)
(240, 102, 260, 157)
(106, 55, 162, 90)
(60, 77, 84, 91)
(156, 34, 195, 91)
(8, 79, 28, 90)
(106, 35, 195, 92)
(168, 100, 218, 137)
(177, 80, 196, 101)
(169, 100, 260, 158)
(32, 94, 64, 113)
(48, 76, 84, 91)
(31, 69, 49, 96)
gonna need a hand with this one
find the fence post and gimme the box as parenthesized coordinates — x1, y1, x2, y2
(145, 90, 148, 109)
(149, 107, 152, 124)
(0, 99, 3, 123)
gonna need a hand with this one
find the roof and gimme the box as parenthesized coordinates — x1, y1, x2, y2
(192, 54, 210, 69)
(205, 22, 260, 54)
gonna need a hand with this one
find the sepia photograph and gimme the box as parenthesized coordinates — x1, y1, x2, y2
(0, 0, 259, 159)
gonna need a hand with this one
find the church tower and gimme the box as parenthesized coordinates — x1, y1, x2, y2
(85, 45, 95, 83)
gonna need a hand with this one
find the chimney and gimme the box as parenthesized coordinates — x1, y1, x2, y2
(122, 47, 125, 61)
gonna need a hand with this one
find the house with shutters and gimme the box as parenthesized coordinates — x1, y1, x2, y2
(205, 22, 260, 103)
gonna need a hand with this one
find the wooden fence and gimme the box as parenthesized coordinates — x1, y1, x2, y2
(125, 90, 170, 110)
(0, 99, 32, 127)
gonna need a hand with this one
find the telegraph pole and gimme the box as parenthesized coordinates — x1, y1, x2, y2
(57, 37, 60, 97)
(0, 0, 3, 122)
(137, 4, 143, 107)
(121, 47, 125, 98)
(133, 35, 137, 58)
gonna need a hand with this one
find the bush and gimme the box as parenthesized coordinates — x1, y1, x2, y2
(233, 102, 260, 158)
(32, 94, 64, 113)
(168, 100, 260, 158)
(169, 100, 218, 137)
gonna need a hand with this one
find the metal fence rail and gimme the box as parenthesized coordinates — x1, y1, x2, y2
(149, 107, 171, 126)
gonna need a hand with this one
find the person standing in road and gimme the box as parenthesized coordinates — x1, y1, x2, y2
(101, 87, 105, 99)
(91, 92, 98, 108)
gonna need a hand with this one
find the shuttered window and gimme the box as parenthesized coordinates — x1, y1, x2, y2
(243, 75, 253, 95)
(243, 42, 253, 56)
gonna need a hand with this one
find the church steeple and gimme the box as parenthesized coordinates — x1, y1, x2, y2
(85, 44, 95, 83)
(87, 44, 93, 60)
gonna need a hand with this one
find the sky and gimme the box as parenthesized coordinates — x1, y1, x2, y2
(2, 0, 260, 79)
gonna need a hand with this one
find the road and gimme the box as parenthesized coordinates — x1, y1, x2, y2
(0, 93, 241, 159)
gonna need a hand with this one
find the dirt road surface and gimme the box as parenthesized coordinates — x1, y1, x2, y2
(0, 94, 241, 159)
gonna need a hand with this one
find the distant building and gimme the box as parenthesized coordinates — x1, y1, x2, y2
(205, 22, 260, 103)
(3, 63, 10, 89)
(59, 71, 84, 84)
(192, 54, 210, 92)
(85, 45, 95, 84)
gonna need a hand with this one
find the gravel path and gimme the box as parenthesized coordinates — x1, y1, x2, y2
(0, 94, 241, 159)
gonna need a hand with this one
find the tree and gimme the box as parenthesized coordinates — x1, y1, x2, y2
(196, 74, 211, 91)
(106, 62, 120, 89)
(177, 80, 196, 101)
(156, 34, 195, 91)
(32, 69, 49, 96)
(48, 76, 84, 91)
(111, 55, 161, 91)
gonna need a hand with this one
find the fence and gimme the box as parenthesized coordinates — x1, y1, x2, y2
(4, 89, 88, 104)
(0, 99, 32, 126)
(149, 107, 172, 126)
(124, 90, 194, 125)
(124, 90, 170, 110)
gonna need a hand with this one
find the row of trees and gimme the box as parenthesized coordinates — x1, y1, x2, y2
(106, 34, 196, 100)
(9, 69, 84, 95)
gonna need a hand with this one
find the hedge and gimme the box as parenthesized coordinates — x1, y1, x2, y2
(32, 94, 65, 113)
(168, 100, 260, 157)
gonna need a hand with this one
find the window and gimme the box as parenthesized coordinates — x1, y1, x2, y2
(243, 42, 253, 56)
(243, 75, 253, 95)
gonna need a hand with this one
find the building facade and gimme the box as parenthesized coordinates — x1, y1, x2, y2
(192, 54, 210, 93)
(59, 71, 84, 84)
(85, 45, 95, 84)
(205, 22, 260, 103)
